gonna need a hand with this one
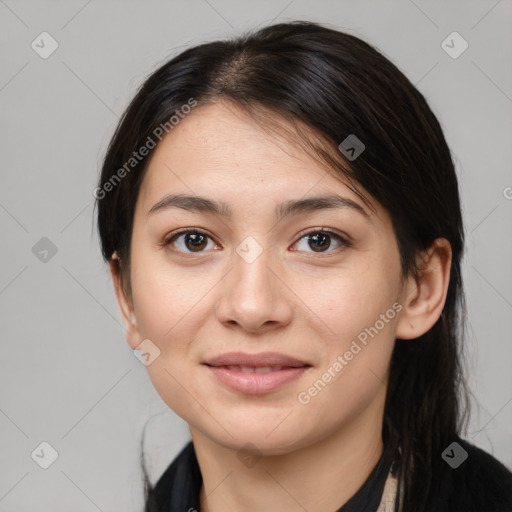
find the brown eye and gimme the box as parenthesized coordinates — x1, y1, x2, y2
(165, 230, 216, 253)
(292, 230, 350, 254)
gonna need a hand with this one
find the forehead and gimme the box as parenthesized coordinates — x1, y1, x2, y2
(136, 101, 380, 219)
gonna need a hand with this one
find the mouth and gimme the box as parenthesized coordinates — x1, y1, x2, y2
(212, 365, 297, 373)
(203, 352, 312, 394)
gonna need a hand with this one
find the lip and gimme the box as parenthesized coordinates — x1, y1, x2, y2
(203, 351, 311, 395)
(203, 351, 309, 368)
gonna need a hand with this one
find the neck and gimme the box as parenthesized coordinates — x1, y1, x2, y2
(191, 389, 386, 512)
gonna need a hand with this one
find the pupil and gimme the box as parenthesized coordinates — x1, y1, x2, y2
(186, 233, 207, 251)
(309, 233, 330, 252)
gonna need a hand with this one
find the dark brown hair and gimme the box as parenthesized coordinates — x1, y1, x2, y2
(96, 21, 469, 511)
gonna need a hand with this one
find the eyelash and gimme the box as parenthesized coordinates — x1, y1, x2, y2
(161, 227, 352, 256)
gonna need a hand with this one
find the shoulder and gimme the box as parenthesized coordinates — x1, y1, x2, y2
(437, 436, 512, 512)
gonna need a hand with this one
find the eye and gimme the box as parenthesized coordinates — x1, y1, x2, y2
(291, 229, 351, 254)
(162, 228, 351, 255)
(163, 229, 218, 254)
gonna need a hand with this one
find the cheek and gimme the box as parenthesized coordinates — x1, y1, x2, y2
(130, 266, 211, 420)
(130, 246, 210, 343)
(297, 295, 398, 436)
(306, 256, 400, 400)
(318, 262, 400, 344)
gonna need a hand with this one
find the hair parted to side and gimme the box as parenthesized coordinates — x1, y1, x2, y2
(95, 21, 469, 511)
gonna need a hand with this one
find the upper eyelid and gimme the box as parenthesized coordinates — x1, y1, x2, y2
(295, 227, 351, 243)
(164, 227, 214, 244)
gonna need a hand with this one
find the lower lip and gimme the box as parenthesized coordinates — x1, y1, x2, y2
(205, 365, 310, 394)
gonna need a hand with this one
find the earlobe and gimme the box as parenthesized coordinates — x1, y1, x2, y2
(109, 252, 141, 350)
(395, 238, 452, 340)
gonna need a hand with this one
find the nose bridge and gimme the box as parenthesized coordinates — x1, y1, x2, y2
(215, 235, 292, 331)
(232, 237, 275, 305)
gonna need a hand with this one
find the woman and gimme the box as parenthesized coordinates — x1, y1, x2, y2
(95, 21, 512, 512)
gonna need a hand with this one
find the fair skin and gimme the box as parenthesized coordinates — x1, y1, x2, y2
(110, 101, 451, 512)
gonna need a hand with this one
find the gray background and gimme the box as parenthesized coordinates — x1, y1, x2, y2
(1, 0, 511, 510)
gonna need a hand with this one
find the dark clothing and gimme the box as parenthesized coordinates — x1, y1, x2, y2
(149, 436, 512, 512)
(428, 437, 512, 512)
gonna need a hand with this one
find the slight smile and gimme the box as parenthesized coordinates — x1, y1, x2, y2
(203, 352, 312, 395)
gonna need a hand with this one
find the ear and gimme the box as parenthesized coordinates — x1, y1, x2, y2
(395, 238, 452, 340)
(110, 252, 141, 350)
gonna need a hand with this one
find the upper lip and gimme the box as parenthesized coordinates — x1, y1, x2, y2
(203, 351, 310, 368)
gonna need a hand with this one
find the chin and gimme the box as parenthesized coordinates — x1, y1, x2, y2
(222, 432, 308, 456)
(194, 411, 315, 455)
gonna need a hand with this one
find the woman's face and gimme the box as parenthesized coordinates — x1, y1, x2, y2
(122, 101, 408, 454)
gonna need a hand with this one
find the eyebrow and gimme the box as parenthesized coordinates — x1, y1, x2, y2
(147, 193, 370, 222)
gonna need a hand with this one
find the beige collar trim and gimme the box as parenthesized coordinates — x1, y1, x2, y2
(376, 470, 399, 512)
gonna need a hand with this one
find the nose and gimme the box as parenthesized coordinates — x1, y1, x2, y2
(215, 247, 294, 334)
